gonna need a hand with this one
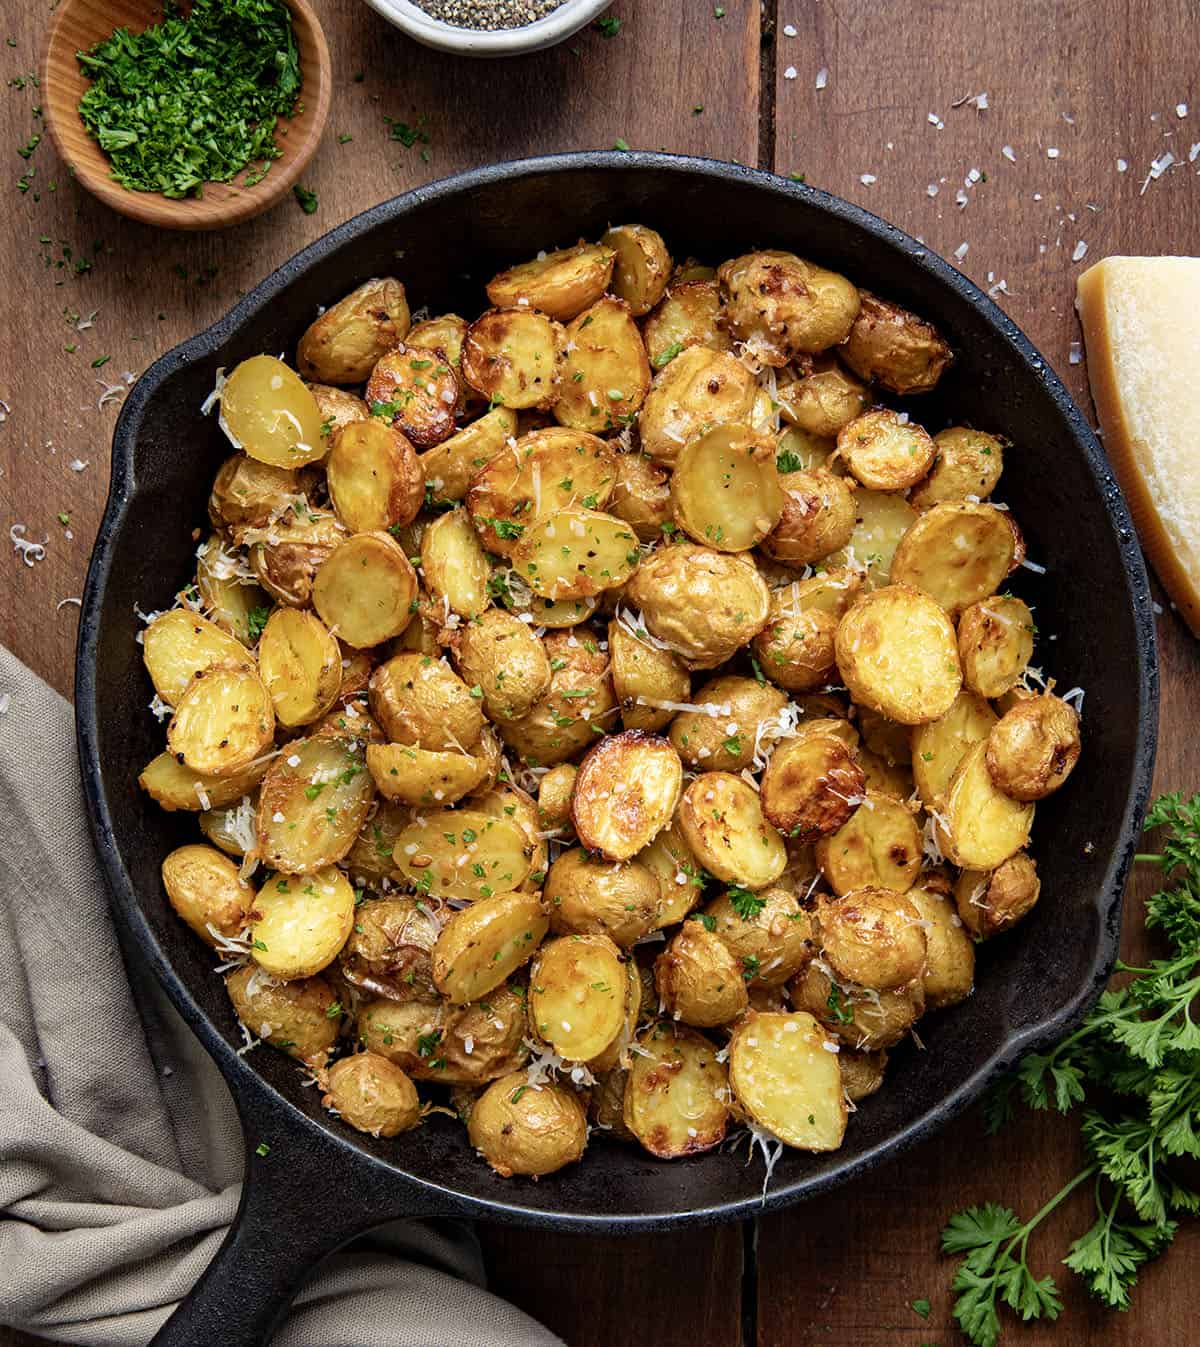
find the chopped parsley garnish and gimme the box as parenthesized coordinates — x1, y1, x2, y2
(728, 886, 765, 920)
(777, 448, 803, 474)
(594, 15, 621, 36)
(246, 605, 271, 641)
(652, 341, 684, 369)
(293, 184, 318, 213)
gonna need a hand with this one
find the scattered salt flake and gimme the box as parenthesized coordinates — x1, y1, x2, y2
(926, 183, 939, 197)
(782, 23, 796, 36)
(69, 458, 89, 472)
(1177, 103, 1189, 119)
(1140, 151, 1175, 194)
(859, 173, 877, 186)
(953, 241, 969, 261)
(955, 188, 969, 209)
(927, 111, 945, 129)
(1046, 147, 1060, 158)
(1001, 144, 1017, 162)
(783, 65, 797, 80)
(10, 524, 47, 567)
(0, 399, 9, 423)
(987, 279, 1010, 297)
(1072, 240, 1088, 262)
(815, 66, 828, 90)
(1117, 157, 1128, 172)
(1189, 143, 1200, 163)
(1068, 341, 1083, 365)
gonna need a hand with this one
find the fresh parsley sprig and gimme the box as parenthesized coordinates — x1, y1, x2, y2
(941, 792, 1200, 1345)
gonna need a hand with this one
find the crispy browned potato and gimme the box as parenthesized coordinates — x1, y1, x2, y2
(437, 983, 529, 1084)
(544, 848, 660, 947)
(208, 453, 308, 540)
(668, 674, 786, 772)
(365, 346, 458, 449)
(249, 509, 347, 608)
(705, 886, 813, 987)
(469, 1074, 588, 1177)
(161, 843, 253, 945)
(890, 502, 1020, 615)
(670, 423, 784, 551)
(419, 406, 519, 504)
(638, 346, 758, 467)
(986, 694, 1081, 800)
(167, 663, 274, 777)
(327, 420, 424, 534)
(451, 608, 551, 723)
(143, 609, 249, 707)
(957, 595, 1035, 698)
(761, 469, 857, 567)
(816, 888, 926, 992)
(641, 280, 731, 367)
(485, 242, 616, 320)
(655, 920, 748, 1027)
(529, 933, 626, 1061)
(311, 532, 419, 649)
(323, 1053, 421, 1137)
(623, 1022, 729, 1158)
(570, 730, 683, 861)
(555, 296, 651, 433)
(513, 508, 641, 601)
(337, 894, 440, 1002)
(777, 356, 870, 437)
(256, 733, 375, 872)
(432, 890, 548, 1004)
(461, 308, 565, 410)
(935, 740, 1035, 869)
(759, 732, 865, 842)
(814, 791, 922, 896)
(836, 409, 936, 492)
(841, 290, 952, 395)
(257, 608, 341, 728)
(728, 1011, 847, 1150)
(677, 771, 787, 888)
(625, 544, 771, 669)
(369, 652, 484, 750)
(601, 224, 672, 316)
(911, 690, 998, 806)
(608, 452, 673, 541)
(226, 966, 341, 1064)
(497, 630, 617, 766)
(408, 313, 469, 370)
(909, 426, 1004, 508)
(607, 619, 690, 732)
(839, 1047, 888, 1102)
(297, 278, 411, 384)
(835, 584, 962, 725)
(536, 763, 577, 831)
(954, 852, 1041, 938)
(907, 872, 975, 1009)
(307, 384, 369, 439)
(790, 960, 924, 1050)
(717, 250, 861, 364)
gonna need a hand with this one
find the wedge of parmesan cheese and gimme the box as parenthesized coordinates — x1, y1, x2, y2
(1076, 256, 1200, 634)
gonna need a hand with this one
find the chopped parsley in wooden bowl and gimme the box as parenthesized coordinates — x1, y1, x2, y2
(42, 0, 331, 230)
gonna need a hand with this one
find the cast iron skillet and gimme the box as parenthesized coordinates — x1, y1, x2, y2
(75, 153, 1158, 1346)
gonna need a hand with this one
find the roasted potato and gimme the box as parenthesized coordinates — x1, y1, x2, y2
(638, 820, 707, 927)
(256, 733, 375, 873)
(208, 453, 307, 540)
(249, 867, 356, 981)
(389, 807, 535, 903)
(461, 308, 565, 410)
(199, 792, 260, 857)
(497, 630, 617, 766)
(139, 750, 269, 813)
(790, 960, 925, 1050)
(957, 595, 1035, 698)
(638, 346, 758, 467)
(641, 279, 731, 367)
(909, 426, 1004, 509)
(365, 346, 458, 450)
(513, 507, 641, 601)
(161, 843, 253, 945)
(655, 919, 748, 1027)
(839, 1048, 888, 1102)
(432, 890, 548, 1004)
(608, 452, 673, 541)
(435, 982, 530, 1085)
(625, 544, 771, 669)
(357, 997, 444, 1072)
(777, 356, 869, 437)
(226, 966, 341, 1064)
(257, 608, 341, 728)
(369, 652, 484, 751)
(249, 509, 346, 609)
(307, 384, 370, 442)
(668, 674, 786, 772)
(759, 732, 866, 842)
(143, 609, 249, 707)
(452, 608, 551, 722)
(986, 694, 1081, 801)
(717, 250, 861, 364)
(825, 488, 917, 591)
(623, 1022, 730, 1158)
(338, 894, 441, 1003)
(890, 502, 1020, 616)
(485, 242, 616, 321)
(601, 224, 672, 316)
(327, 420, 424, 534)
(167, 663, 275, 777)
(677, 772, 787, 888)
(729, 1011, 847, 1150)
(670, 423, 784, 551)
(934, 740, 1035, 869)
(469, 1073, 588, 1177)
(570, 730, 683, 861)
(835, 584, 962, 725)
(841, 290, 952, 395)
(751, 574, 849, 693)
(760, 469, 857, 567)
(555, 296, 651, 433)
(544, 848, 660, 947)
(311, 532, 419, 649)
(420, 508, 492, 619)
(911, 690, 998, 807)
(218, 356, 326, 468)
(816, 888, 926, 992)
(955, 852, 1041, 939)
(704, 886, 813, 987)
(420, 405, 519, 504)
(608, 618, 691, 732)
(836, 408, 936, 492)
(195, 543, 273, 646)
(323, 1053, 421, 1137)
(367, 740, 489, 807)
(297, 278, 411, 385)
(814, 791, 922, 896)
(907, 873, 975, 1009)
(529, 933, 626, 1061)
(537, 763, 577, 831)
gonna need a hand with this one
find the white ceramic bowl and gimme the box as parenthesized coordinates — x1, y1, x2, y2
(362, 0, 611, 56)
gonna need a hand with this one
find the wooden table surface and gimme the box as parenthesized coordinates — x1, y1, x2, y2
(1, 1, 1197, 1343)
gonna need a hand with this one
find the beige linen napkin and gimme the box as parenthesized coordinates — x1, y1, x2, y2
(0, 642, 562, 1347)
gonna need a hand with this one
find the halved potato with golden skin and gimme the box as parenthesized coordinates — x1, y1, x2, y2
(466, 426, 615, 558)
(816, 887, 926, 992)
(312, 532, 419, 649)
(391, 808, 534, 903)
(729, 1011, 847, 1150)
(323, 1053, 421, 1138)
(909, 426, 1004, 509)
(841, 290, 952, 395)
(513, 507, 641, 601)
(327, 419, 424, 534)
(485, 242, 616, 321)
(836, 408, 936, 492)
(814, 791, 922, 897)
(469, 1073, 588, 1177)
(208, 453, 307, 540)
(307, 384, 370, 440)
(297, 277, 411, 385)
(357, 997, 444, 1072)
(777, 356, 869, 437)
(226, 966, 341, 1064)
(366, 741, 487, 807)
(890, 501, 1021, 616)
(571, 730, 683, 861)
(759, 732, 865, 842)
(608, 619, 690, 732)
(717, 250, 861, 364)
(555, 297, 652, 433)
(537, 764, 577, 832)
(623, 1022, 730, 1158)
(957, 594, 1035, 698)
(420, 508, 492, 619)
(608, 452, 673, 541)
(529, 933, 626, 1061)
(835, 583, 961, 725)
(143, 609, 250, 707)
(369, 652, 484, 751)
(907, 873, 975, 1009)
(432, 890, 549, 1004)
(167, 663, 274, 777)
(655, 920, 748, 1027)
(249, 866, 356, 981)
(705, 886, 813, 987)
(257, 608, 341, 728)
(790, 961, 925, 1051)
(641, 279, 731, 367)
(218, 356, 326, 468)
(365, 346, 458, 450)
(419, 405, 518, 504)
(139, 751, 270, 812)
(638, 346, 758, 467)
(195, 546, 272, 647)
(161, 843, 253, 945)
(761, 469, 857, 567)
(453, 609, 551, 723)
(638, 820, 706, 927)
(249, 510, 347, 609)
(668, 674, 786, 772)
(986, 694, 1081, 801)
(407, 313, 469, 371)
(677, 772, 787, 888)
(954, 852, 1041, 939)
(544, 848, 660, 947)
(256, 734, 375, 873)
(625, 544, 771, 669)
(601, 224, 672, 316)
(588, 958, 643, 1073)
(461, 308, 565, 410)
(497, 630, 617, 766)
(935, 740, 1035, 869)
(825, 488, 917, 591)
(912, 690, 998, 807)
(671, 423, 784, 551)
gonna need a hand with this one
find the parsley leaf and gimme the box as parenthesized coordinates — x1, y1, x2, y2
(728, 885, 765, 920)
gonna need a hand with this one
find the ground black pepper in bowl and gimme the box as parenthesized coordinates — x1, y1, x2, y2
(412, 0, 563, 29)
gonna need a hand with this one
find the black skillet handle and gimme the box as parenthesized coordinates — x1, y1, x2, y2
(149, 1106, 452, 1347)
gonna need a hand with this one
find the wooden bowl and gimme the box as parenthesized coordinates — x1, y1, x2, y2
(41, 0, 331, 230)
